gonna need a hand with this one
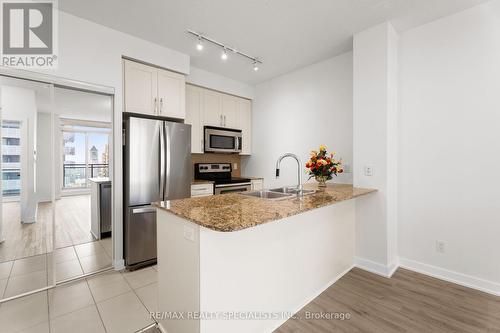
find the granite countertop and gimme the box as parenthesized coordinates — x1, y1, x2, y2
(154, 183, 376, 232)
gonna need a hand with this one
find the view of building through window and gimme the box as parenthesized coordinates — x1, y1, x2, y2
(1, 120, 22, 198)
(63, 129, 109, 188)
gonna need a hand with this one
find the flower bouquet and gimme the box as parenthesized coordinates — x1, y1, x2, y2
(305, 145, 343, 187)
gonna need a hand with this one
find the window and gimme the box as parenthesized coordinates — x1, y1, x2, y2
(62, 131, 86, 188)
(62, 126, 110, 189)
(3, 155, 20, 163)
(2, 137, 20, 145)
(2, 120, 22, 197)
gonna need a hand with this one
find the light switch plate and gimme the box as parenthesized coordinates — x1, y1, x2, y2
(364, 165, 373, 177)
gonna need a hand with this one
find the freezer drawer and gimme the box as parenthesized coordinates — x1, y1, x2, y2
(125, 206, 157, 268)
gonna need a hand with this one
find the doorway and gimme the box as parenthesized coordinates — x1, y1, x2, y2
(0, 77, 56, 300)
(0, 74, 115, 302)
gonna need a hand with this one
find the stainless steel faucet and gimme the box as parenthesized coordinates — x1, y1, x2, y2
(275, 153, 303, 190)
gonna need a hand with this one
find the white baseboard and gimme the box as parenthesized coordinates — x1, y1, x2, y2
(355, 257, 398, 278)
(113, 259, 125, 271)
(399, 257, 500, 297)
(266, 264, 355, 333)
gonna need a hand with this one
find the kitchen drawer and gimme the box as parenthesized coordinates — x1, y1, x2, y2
(191, 183, 214, 197)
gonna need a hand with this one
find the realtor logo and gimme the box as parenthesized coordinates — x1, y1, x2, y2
(1, 0, 58, 68)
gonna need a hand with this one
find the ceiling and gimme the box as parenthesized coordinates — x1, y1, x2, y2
(59, 0, 489, 84)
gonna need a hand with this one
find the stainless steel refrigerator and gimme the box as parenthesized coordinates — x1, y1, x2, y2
(123, 115, 191, 269)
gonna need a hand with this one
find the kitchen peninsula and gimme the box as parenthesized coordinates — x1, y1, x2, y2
(154, 183, 375, 333)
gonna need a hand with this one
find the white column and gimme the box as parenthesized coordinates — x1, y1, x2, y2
(353, 22, 399, 276)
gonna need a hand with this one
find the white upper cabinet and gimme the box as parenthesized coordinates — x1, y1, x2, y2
(157, 68, 185, 119)
(124, 60, 157, 115)
(203, 89, 223, 127)
(237, 98, 252, 155)
(123, 59, 186, 119)
(222, 95, 238, 129)
(185, 84, 252, 155)
(185, 85, 204, 154)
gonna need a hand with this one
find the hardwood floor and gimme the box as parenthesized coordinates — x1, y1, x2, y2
(275, 268, 500, 333)
(54, 194, 95, 249)
(0, 195, 95, 263)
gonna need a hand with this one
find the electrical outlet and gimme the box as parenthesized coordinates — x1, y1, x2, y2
(364, 165, 373, 176)
(233, 163, 238, 170)
(436, 240, 446, 253)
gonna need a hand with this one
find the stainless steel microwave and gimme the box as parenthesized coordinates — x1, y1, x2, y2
(204, 126, 242, 153)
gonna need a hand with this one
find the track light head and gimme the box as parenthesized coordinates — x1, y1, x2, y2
(221, 48, 228, 61)
(253, 60, 259, 71)
(196, 37, 203, 51)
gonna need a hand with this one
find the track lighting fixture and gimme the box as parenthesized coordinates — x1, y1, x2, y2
(196, 37, 203, 51)
(187, 30, 262, 71)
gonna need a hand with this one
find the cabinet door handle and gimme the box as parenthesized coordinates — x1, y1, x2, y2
(159, 98, 164, 114)
(224, 115, 226, 127)
(154, 97, 158, 114)
(220, 114, 223, 126)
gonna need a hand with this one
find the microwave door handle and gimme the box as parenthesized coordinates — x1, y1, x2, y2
(235, 136, 239, 151)
(159, 123, 165, 199)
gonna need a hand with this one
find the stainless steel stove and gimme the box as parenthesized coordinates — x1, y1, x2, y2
(194, 163, 251, 195)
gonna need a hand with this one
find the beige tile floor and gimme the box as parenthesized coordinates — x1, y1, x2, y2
(0, 265, 159, 333)
(0, 239, 112, 300)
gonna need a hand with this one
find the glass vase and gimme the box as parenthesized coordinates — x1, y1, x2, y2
(315, 175, 328, 187)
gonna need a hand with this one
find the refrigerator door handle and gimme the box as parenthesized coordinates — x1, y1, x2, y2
(165, 123, 171, 200)
(159, 122, 165, 200)
(132, 207, 157, 214)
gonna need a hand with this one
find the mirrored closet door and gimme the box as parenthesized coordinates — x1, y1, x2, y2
(53, 87, 113, 282)
(0, 75, 56, 300)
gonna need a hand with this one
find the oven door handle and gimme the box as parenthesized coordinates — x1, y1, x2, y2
(215, 182, 252, 188)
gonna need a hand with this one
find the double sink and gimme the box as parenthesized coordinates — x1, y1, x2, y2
(240, 186, 316, 200)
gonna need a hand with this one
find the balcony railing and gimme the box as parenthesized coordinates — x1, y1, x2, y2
(63, 163, 109, 188)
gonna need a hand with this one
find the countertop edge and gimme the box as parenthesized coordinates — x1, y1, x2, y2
(154, 186, 376, 233)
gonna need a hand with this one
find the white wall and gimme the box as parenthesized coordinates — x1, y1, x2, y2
(398, 1, 500, 292)
(242, 52, 353, 187)
(36, 113, 53, 202)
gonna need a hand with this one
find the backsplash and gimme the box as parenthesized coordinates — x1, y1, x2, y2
(191, 154, 242, 177)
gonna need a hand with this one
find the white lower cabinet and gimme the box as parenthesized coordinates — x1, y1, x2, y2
(191, 183, 214, 197)
(251, 179, 264, 191)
